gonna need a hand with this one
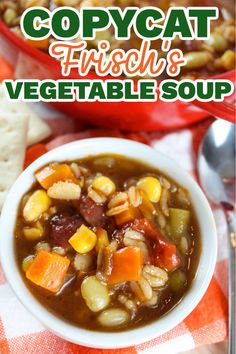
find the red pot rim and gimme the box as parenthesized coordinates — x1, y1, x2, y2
(0, 19, 58, 66)
(0, 19, 235, 82)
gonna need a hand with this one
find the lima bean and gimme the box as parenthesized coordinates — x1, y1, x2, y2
(97, 308, 130, 327)
(81, 276, 110, 312)
(206, 33, 228, 52)
(184, 51, 213, 69)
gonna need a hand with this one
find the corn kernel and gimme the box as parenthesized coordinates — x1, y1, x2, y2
(215, 50, 236, 70)
(23, 190, 51, 222)
(96, 227, 109, 252)
(69, 225, 97, 254)
(92, 176, 116, 197)
(23, 221, 44, 241)
(137, 177, 162, 203)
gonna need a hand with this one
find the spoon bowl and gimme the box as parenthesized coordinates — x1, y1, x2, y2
(198, 119, 236, 354)
(198, 120, 235, 205)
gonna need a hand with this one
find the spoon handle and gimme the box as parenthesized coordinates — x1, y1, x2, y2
(227, 210, 236, 354)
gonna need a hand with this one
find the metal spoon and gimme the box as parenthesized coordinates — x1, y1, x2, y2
(198, 119, 236, 354)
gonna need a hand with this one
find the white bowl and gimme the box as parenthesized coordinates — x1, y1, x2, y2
(0, 138, 217, 349)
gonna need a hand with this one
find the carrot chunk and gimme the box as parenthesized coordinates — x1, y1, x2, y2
(26, 251, 70, 293)
(138, 190, 155, 219)
(115, 206, 141, 226)
(35, 164, 77, 189)
(25, 38, 50, 50)
(108, 247, 143, 284)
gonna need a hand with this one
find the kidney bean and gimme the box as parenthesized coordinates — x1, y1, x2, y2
(49, 211, 83, 250)
(76, 195, 107, 227)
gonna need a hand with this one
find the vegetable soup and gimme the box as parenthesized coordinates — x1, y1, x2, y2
(15, 155, 200, 331)
(0, 1, 235, 78)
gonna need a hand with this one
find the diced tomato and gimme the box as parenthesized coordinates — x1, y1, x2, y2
(131, 218, 180, 271)
(131, 218, 158, 240)
(24, 144, 48, 169)
(152, 238, 180, 271)
(0, 55, 14, 82)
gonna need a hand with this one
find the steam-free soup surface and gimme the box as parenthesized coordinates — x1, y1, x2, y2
(15, 155, 200, 331)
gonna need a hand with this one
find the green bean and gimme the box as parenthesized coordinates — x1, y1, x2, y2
(169, 208, 190, 240)
(179, 236, 189, 255)
(169, 270, 187, 292)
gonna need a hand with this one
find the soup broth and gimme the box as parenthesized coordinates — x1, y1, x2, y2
(15, 154, 201, 331)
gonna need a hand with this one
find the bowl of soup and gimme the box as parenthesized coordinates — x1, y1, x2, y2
(0, 138, 217, 348)
(0, 1, 235, 130)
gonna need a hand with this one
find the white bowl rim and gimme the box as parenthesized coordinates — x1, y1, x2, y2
(0, 138, 217, 349)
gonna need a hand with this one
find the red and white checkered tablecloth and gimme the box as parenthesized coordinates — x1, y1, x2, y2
(0, 105, 229, 354)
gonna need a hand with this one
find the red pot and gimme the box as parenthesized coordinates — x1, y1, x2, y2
(0, 20, 234, 131)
